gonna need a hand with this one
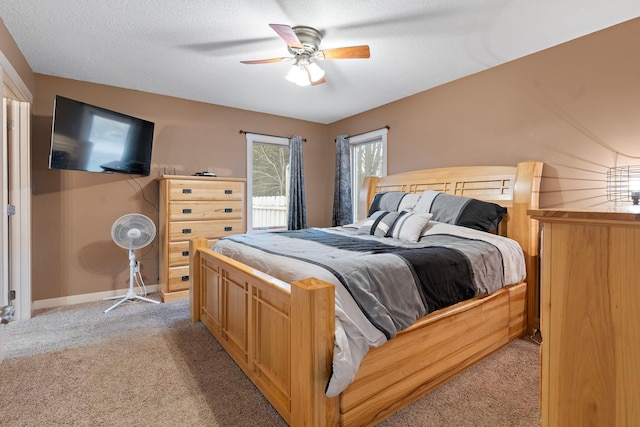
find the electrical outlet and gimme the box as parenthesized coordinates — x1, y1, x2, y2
(135, 261, 141, 273)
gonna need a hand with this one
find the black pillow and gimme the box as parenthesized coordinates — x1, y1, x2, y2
(368, 192, 409, 216)
(415, 190, 507, 233)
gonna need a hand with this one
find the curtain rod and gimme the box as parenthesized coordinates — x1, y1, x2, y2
(335, 125, 390, 141)
(239, 130, 306, 142)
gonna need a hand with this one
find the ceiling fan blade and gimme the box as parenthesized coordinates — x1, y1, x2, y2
(240, 57, 290, 64)
(182, 37, 277, 54)
(318, 45, 370, 60)
(269, 24, 303, 49)
(311, 76, 326, 86)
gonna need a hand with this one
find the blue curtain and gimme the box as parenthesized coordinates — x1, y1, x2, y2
(332, 134, 353, 226)
(287, 135, 307, 230)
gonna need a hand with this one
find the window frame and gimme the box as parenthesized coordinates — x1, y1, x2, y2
(349, 128, 388, 221)
(245, 133, 289, 231)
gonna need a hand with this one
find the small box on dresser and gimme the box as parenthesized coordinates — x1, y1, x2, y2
(158, 175, 246, 302)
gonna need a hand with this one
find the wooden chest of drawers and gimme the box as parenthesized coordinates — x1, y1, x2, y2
(158, 176, 246, 302)
(529, 208, 640, 426)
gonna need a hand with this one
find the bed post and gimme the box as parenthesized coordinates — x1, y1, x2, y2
(290, 278, 338, 426)
(512, 161, 543, 334)
(358, 176, 381, 221)
(189, 237, 208, 322)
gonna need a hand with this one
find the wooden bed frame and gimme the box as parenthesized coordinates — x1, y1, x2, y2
(189, 161, 543, 426)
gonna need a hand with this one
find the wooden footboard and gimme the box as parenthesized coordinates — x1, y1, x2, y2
(190, 238, 527, 426)
(339, 282, 526, 426)
(190, 237, 338, 426)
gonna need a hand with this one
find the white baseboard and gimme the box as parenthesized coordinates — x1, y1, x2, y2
(32, 285, 160, 311)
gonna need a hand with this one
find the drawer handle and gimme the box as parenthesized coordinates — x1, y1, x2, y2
(181, 275, 189, 281)
(224, 226, 233, 232)
(224, 189, 232, 194)
(182, 251, 189, 256)
(182, 228, 192, 234)
(224, 208, 233, 213)
(182, 188, 192, 194)
(182, 208, 192, 214)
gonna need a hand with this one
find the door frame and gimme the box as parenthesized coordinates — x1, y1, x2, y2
(1, 50, 33, 323)
(6, 99, 31, 321)
(0, 77, 6, 362)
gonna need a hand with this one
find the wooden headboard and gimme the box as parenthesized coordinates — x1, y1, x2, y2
(359, 161, 544, 332)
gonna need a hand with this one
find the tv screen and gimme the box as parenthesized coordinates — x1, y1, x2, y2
(49, 95, 154, 176)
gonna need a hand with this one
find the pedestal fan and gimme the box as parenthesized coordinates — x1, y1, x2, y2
(104, 213, 160, 313)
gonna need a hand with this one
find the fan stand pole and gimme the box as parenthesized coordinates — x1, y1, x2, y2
(104, 249, 160, 313)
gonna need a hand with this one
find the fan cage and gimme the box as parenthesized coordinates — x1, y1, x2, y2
(606, 166, 640, 203)
(111, 214, 156, 250)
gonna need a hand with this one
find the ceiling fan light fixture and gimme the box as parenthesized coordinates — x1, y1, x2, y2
(286, 63, 311, 86)
(285, 58, 324, 86)
(307, 61, 325, 82)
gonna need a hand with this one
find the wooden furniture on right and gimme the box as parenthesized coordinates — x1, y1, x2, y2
(529, 208, 640, 427)
(158, 175, 246, 302)
(190, 161, 543, 426)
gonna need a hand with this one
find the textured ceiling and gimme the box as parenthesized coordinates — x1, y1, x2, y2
(1, 1, 640, 124)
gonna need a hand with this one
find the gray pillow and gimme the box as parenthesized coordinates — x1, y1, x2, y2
(368, 192, 416, 216)
(357, 211, 403, 237)
(414, 190, 507, 233)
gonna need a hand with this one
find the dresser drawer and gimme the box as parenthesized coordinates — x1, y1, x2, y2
(168, 180, 244, 201)
(168, 266, 190, 292)
(168, 219, 244, 241)
(168, 239, 218, 267)
(168, 201, 243, 221)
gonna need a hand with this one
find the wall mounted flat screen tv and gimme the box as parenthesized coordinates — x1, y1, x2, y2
(49, 95, 155, 176)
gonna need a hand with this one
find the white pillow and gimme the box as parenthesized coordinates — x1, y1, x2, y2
(342, 218, 367, 229)
(397, 193, 422, 212)
(412, 190, 440, 214)
(388, 212, 433, 243)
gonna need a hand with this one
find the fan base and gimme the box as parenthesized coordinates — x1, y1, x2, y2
(103, 290, 160, 313)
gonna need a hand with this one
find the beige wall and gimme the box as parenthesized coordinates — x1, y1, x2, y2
(328, 17, 640, 209)
(5, 16, 640, 302)
(31, 75, 333, 300)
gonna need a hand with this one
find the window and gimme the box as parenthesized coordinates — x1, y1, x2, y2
(350, 128, 388, 220)
(246, 133, 290, 230)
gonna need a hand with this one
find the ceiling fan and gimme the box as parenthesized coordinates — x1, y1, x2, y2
(241, 24, 370, 86)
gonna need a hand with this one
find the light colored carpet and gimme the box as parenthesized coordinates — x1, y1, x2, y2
(0, 297, 541, 426)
